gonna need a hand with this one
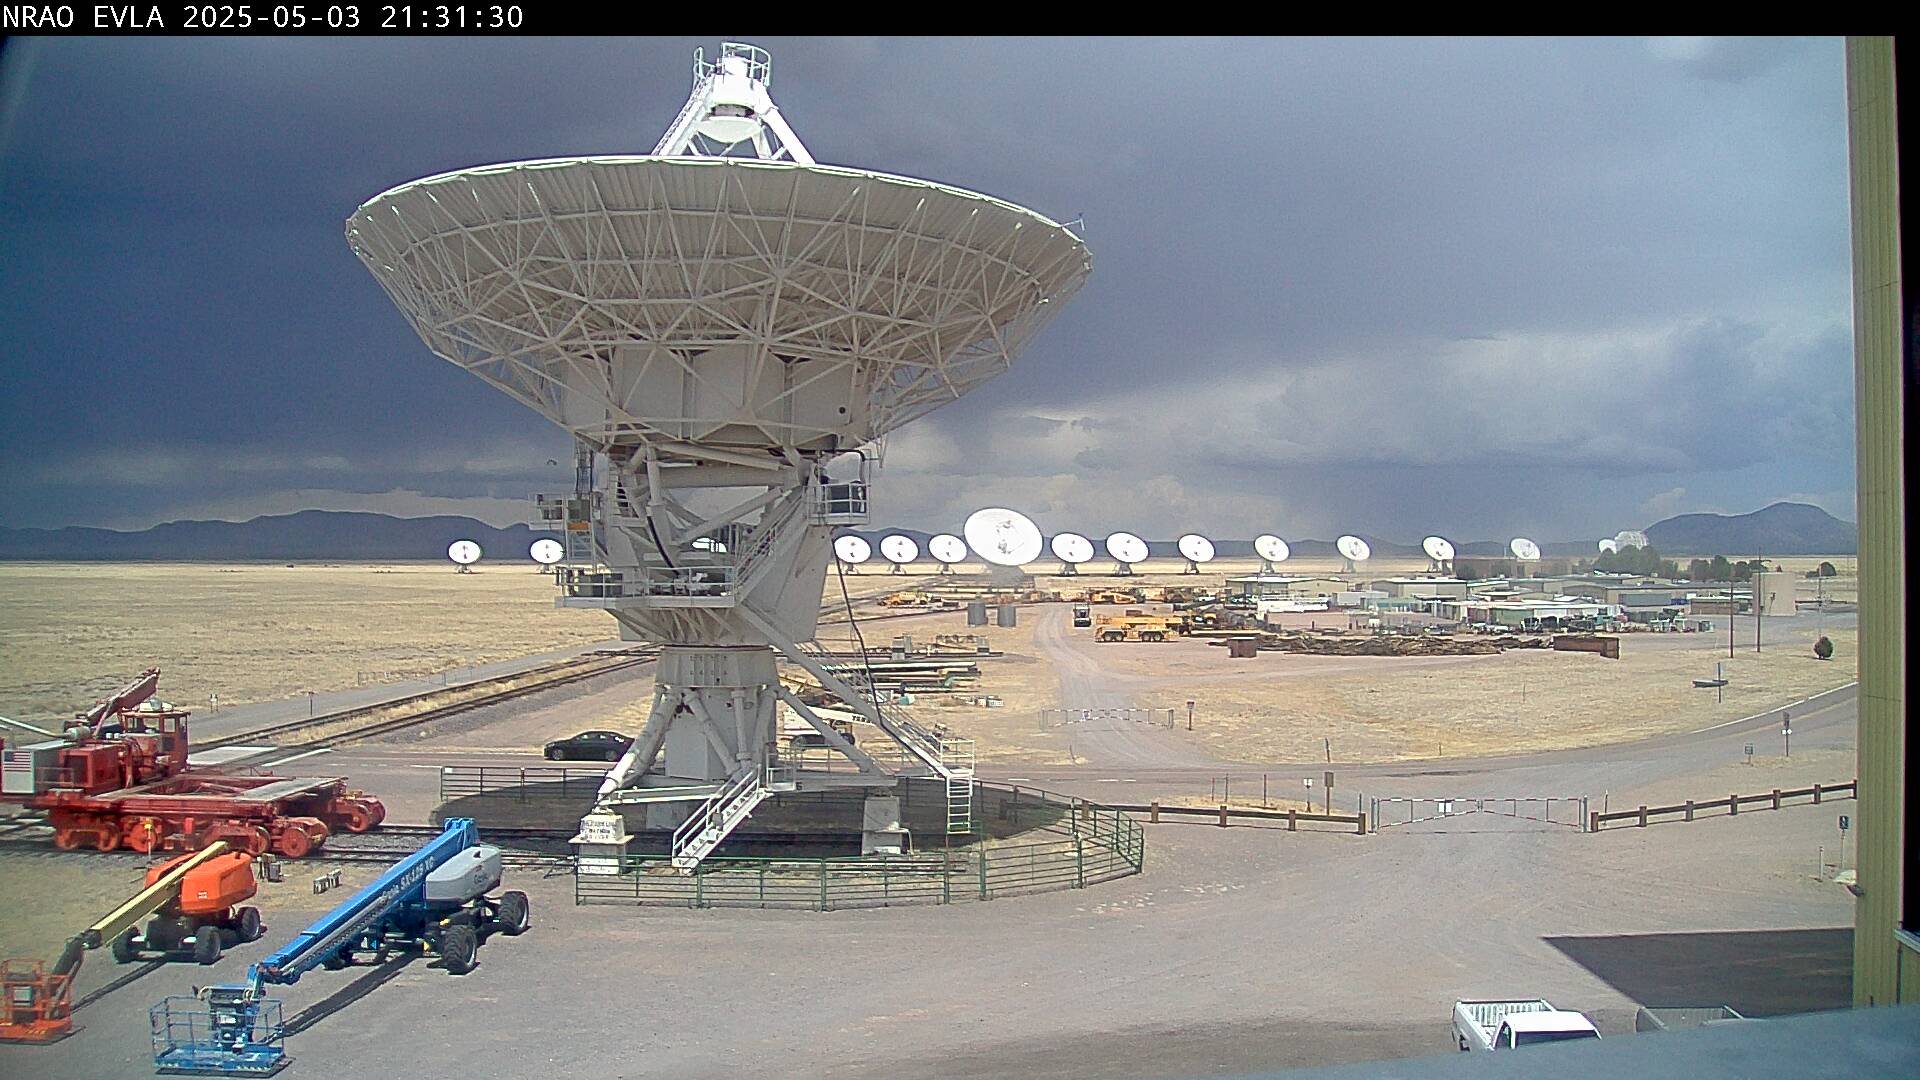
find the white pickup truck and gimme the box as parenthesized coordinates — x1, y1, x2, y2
(1453, 999, 1601, 1051)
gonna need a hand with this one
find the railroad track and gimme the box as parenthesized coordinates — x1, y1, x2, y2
(0, 822, 578, 869)
(199, 649, 659, 753)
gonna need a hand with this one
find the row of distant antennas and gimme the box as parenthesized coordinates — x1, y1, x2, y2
(822, 511, 1541, 579)
(455, 528, 1540, 578)
(446, 538, 568, 572)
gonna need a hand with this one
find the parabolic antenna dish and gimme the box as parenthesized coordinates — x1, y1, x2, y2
(879, 534, 919, 565)
(928, 534, 967, 564)
(1105, 532, 1149, 565)
(1510, 537, 1541, 562)
(965, 508, 1043, 567)
(1253, 534, 1290, 563)
(1422, 536, 1455, 563)
(833, 535, 872, 564)
(1336, 535, 1371, 563)
(347, 158, 1092, 455)
(1177, 534, 1216, 564)
(529, 538, 565, 565)
(447, 540, 481, 565)
(1050, 532, 1096, 564)
(1598, 538, 1619, 554)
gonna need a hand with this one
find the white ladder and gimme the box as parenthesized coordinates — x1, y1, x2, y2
(670, 767, 785, 870)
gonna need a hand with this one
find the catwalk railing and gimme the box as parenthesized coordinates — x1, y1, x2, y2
(575, 786, 1144, 910)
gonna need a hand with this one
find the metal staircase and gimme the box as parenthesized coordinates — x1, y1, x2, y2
(670, 766, 794, 870)
(791, 640, 976, 835)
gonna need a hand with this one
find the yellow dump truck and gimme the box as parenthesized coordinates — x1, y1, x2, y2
(1093, 611, 1183, 642)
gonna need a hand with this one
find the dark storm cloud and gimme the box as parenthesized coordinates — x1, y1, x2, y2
(0, 37, 1855, 539)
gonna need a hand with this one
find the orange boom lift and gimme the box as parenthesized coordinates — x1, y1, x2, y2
(0, 841, 263, 1043)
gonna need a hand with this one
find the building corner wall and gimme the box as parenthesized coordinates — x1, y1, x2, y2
(1845, 35, 1910, 1007)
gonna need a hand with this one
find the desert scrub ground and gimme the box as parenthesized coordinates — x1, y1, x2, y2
(1162, 624, 1858, 764)
(0, 562, 613, 722)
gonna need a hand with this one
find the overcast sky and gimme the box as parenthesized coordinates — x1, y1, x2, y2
(0, 36, 1856, 542)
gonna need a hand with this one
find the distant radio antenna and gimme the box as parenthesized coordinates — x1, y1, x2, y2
(1177, 533, 1215, 575)
(447, 539, 481, 574)
(965, 508, 1043, 567)
(928, 533, 966, 576)
(1253, 534, 1290, 574)
(1422, 535, 1455, 574)
(1050, 532, 1095, 576)
(879, 534, 918, 575)
(833, 534, 872, 573)
(1336, 534, 1370, 575)
(1105, 532, 1148, 576)
(1509, 537, 1541, 570)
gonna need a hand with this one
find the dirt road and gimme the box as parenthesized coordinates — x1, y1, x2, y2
(1031, 606, 1221, 768)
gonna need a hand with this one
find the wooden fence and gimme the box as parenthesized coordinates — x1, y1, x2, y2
(1590, 780, 1856, 831)
(1110, 802, 1368, 835)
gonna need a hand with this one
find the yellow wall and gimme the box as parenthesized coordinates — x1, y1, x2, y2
(1846, 36, 1911, 1006)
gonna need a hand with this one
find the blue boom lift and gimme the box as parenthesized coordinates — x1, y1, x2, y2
(149, 818, 529, 1075)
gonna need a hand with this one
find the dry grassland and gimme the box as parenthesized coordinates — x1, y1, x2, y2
(1168, 625, 1857, 764)
(0, 563, 612, 722)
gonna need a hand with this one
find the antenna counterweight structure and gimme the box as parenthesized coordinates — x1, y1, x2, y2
(348, 41, 1090, 866)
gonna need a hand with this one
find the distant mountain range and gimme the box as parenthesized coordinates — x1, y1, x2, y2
(0, 501, 1854, 561)
(1642, 502, 1856, 556)
(0, 511, 543, 562)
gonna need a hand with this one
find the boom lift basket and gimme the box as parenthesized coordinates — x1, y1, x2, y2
(151, 994, 287, 1076)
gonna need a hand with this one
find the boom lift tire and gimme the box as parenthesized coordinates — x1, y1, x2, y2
(113, 929, 139, 964)
(192, 932, 222, 966)
(496, 891, 530, 936)
(234, 907, 262, 943)
(440, 926, 477, 975)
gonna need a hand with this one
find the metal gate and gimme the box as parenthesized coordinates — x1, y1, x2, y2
(1039, 708, 1175, 729)
(1370, 795, 1590, 831)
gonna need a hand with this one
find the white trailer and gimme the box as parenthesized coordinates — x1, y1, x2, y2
(1453, 999, 1600, 1051)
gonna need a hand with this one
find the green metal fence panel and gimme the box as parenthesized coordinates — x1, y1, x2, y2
(573, 785, 1144, 910)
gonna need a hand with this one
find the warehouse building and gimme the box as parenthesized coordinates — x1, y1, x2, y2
(1430, 598, 1619, 630)
(1227, 574, 1345, 600)
(1367, 576, 1469, 599)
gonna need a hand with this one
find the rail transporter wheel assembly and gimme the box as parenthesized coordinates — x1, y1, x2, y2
(3, 668, 390, 860)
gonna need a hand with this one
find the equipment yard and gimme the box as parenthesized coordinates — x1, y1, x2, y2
(2, 33, 1893, 1080)
(0, 559, 1864, 1075)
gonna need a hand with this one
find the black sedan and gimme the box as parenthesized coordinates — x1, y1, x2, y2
(543, 730, 634, 762)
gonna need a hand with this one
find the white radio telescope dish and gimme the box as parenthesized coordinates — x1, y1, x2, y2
(1510, 537, 1541, 562)
(529, 538, 565, 565)
(1105, 532, 1149, 565)
(1336, 535, 1371, 563)
(1422, 536, 1455, 564)
(833, 535, 872, 564)
(447, 540, 482, 566)
(1598, 538, 1619, 555)
(345, 42, 1092, 828)
(879, 534, 919, 565)
(1177, 534, 1216, 563)
(1050, 533, 1095, 564)
(1253, 534, 1290, 564)
(964, 508, 1043, 567)
(928, 533, 967, 565)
